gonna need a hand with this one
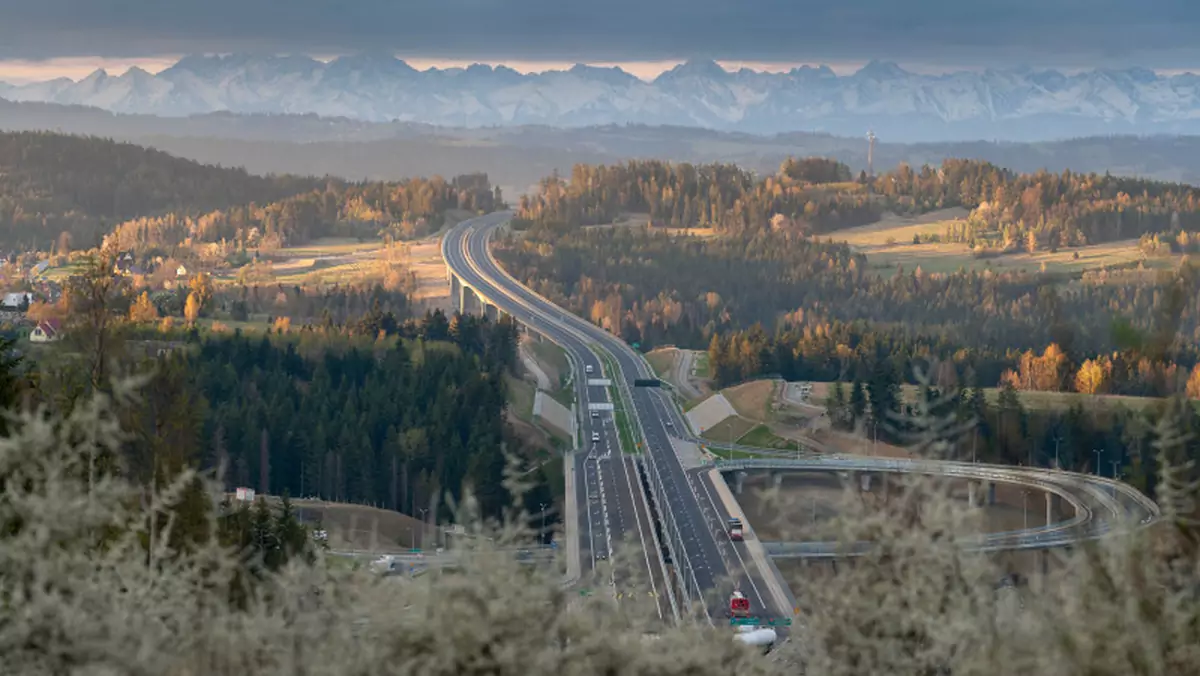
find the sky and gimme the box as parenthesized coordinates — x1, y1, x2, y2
(2, 0, 1200, 82)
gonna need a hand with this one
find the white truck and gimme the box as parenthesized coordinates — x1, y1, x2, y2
(734, 626, 778, 653)
(728, 517, 744, 542)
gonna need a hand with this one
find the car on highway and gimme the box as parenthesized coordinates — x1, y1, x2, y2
(591, 410, 600, 419)
(585, 364, 594, 374)
(591, 431, 600, 442)
(665, 420, 673, 427)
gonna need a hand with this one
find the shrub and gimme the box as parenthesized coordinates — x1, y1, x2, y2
(0, 381, 779, 675)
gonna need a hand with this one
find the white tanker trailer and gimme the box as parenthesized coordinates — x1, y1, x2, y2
(734, 625, 778, 653)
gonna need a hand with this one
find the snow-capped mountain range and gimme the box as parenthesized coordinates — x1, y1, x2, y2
(6, 54, 1200, 140)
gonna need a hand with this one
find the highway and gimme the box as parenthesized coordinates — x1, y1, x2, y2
(443, 213, 673, 621)
(445, 212, 787, 626)
(443, 211, 1160, 631)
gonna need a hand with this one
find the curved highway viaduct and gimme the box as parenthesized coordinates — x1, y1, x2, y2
(442, 211, 1160, 628)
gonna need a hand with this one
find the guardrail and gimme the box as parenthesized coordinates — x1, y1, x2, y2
(713, 457, 1156, 557)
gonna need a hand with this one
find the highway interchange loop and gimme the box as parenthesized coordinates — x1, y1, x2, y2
(442, 211, 1161, 628)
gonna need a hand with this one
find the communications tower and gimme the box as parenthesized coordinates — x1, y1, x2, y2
(866, 129, 877, 179)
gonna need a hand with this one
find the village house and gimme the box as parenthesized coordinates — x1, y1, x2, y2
(0, 292, 33, 310)
(112, 252, 146, 276)
(30, 318, 62, 343)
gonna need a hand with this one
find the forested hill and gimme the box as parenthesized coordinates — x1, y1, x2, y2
(0, 132, 502, 251)
(516, 158, 1200, 249)
(0, 132, 323, 249)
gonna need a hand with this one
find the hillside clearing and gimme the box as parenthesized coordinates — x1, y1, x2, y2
(645, 347, 676, 378)
(723, 379, 777, 421)
(832, 209, 1172, 275)
(804, 380, 1195, 413)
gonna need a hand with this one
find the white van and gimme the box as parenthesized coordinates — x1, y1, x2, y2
(591, 432, 600, 442)
(585, 364, 594, 374)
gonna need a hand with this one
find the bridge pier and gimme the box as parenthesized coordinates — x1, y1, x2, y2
(733, 471, 747, 495)
(450, 274, 462, 312)
(1045, 492, 1062, 524)
(967, 480, 993, 508)
(770, 471, 783, 490)
(859, 473, 873, 492)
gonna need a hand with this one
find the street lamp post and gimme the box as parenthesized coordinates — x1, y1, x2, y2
(1022, 490, 1029, 531)
(1092, 449, 1103, 476)
(1053, 436, 1061, 470)
(539, 502, 548, 544)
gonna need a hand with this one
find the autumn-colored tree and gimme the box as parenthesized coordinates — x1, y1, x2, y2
(188, 273, 214, 316)
(25, 298, 68, 323)
(1186, 363, 1200, 400)
(1001, 343, 1071, 392)
(184, 292, 201, 327)
(271, 316, 291, 334)
(129, 292, 160, 323)
(1074, 358, 1111, 395)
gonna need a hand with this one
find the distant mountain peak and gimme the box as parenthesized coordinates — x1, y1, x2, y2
(5, 54, 1200, 139)
(658, 59, 729, 81)
(567, 63, 639, 85)
(856, 60, 908, 79)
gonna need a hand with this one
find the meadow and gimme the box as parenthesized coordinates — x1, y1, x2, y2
(833, 209, 1172, 276)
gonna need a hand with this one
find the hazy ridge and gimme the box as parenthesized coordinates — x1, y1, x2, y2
(4, 97, 1200, 196)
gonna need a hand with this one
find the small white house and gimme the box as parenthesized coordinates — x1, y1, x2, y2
(176, 264, 188, 278)
(0, 292, 33, 309)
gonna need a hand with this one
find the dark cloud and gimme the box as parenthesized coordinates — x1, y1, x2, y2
(2, 0, 1200, 68)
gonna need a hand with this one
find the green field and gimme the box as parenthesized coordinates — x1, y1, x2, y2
(268, 238, 384, 257)
(833, 210, 1171, 276)
(738, 424, 801, 451)
(699, 416, 758, 444)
